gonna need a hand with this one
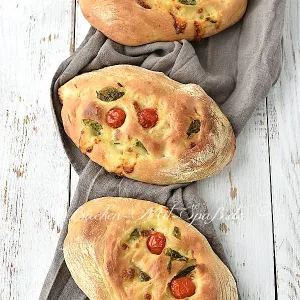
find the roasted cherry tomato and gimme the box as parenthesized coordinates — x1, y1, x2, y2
(170, 276, 196, 299)
(146, 232, 166, 255)
(138, 108, 158, 129)
(106, 108, 126, 128)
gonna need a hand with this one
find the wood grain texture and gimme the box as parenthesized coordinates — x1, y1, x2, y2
(199, 101, 276, 299)
(267, 0, 300, 299)
(0, 1, 74, 299)
(1, 0, 298, 299)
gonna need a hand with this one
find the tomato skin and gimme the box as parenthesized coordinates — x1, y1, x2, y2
(146, 232, 166, 255)
(138, 108, 158, 129)
(106, 108, 126, 128)
(170, 276, 196, 299)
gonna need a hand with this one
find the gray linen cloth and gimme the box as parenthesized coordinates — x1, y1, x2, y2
(40, 0, 286, 299)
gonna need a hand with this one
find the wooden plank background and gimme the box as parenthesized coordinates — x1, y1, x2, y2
(267, 0, 300, 298)
(0, 0, 299, 299)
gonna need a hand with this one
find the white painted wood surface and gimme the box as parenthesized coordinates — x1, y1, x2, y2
(199, 100, 276, 299)
(0, 1, 299, 300)
(0, 1, 74, 299)
(267, 0, 300, 299)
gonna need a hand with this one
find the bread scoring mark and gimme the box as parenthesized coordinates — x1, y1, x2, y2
(170, 13, 187, 34)
(136, 0, 151, 9)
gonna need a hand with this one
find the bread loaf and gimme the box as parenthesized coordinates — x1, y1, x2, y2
(79, 0, 247, 45)
(59, 65, 236, 185)
(64, 197, 238, 299)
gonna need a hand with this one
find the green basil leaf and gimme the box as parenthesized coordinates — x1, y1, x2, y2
(173, 265, 196, 280)
(135, 140, 148, 154)
(129, 228, 140, 241)
(164, 248, 188, 262)
(139, 270, 151, 282)
(173, 226, 181, 240)
(96, 87, 125, 102)
(167, 259, 172, 273)
(131, 262, 152, 282)
(82, 119, 102, 136)
(187, 119, 201, 137)
(178, 0, 196, 5)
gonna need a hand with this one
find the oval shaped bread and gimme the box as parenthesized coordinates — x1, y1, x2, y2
(64, 197, 238, 299)
(59, 65, 235, 185)
(79, 0, 247, 46)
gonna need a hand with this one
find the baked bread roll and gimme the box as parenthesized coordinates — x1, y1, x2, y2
(59, 65, 235, 185)
(64, 197, 238, 299)
(79, 0, 247, 46)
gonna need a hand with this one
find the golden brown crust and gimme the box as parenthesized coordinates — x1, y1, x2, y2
(59, 65, 236, 185)
(64, 197, 238, 300)
(79, 0, 248, 46)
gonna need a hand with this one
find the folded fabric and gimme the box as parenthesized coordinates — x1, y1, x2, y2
(40, 0, 286, 298)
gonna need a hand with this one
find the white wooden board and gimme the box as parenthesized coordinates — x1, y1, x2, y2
(1, 0, 299, 299)
(267, 0, 300, 298)
(0, 1, 74, 299)
(199, 100, 276, 299)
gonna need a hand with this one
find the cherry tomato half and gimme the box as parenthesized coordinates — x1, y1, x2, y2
(146, 232, 166, 255)
(138, 108, 158, 129)
(106, 108, 126, 128)
(170, 276, 196, 299)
